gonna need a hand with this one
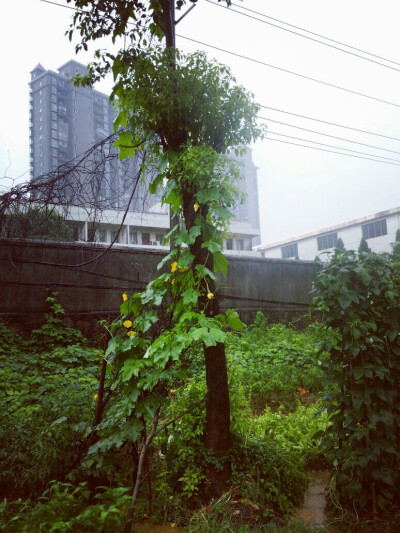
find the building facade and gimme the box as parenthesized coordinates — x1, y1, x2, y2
(29, 60, 261, 251)
(255, 207, 400, 261)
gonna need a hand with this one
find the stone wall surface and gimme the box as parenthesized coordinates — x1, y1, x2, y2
(0, 240, 318, 333)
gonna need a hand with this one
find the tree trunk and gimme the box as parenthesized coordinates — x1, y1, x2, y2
(203, 342, 231, 497)
(182, 189, 231, 497)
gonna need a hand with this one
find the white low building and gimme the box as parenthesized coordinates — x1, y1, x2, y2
(255, 207, 400, 261)
(67, 203, 261, 252)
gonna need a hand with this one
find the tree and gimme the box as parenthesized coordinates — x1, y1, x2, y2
(358, 236, 371, 254)
(1, 206, 73, 242)
(67, 0, 263, 502)
(335, 237, 346, 252)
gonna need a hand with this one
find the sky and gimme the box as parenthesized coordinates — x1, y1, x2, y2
(1, 0, 400, 246)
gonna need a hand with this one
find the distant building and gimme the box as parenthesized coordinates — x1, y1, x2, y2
(30, 60, 114, 178)
(29, 60, 261, 251)
(255, 207, 400, 260)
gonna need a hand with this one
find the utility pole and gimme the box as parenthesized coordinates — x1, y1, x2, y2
(163, 0, 198, 249)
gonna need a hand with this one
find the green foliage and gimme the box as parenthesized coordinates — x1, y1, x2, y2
(313, 250, 400, 513)
(231, 436, 308, 517)
(246, 401, 330, 467)
(0, 298, 100, 499)
(112, 47, 263, 154)
(1, 207, 73, 241)
(226, 314, 327, 410)
(0, 482, 130, 532)
(67, 1, 232, 87)
(335, 237, 345, 251)
(27, 293, 86, 352)
(358, 237, 371, 254)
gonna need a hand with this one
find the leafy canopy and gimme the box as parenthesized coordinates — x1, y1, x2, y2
(112, 47, 262, 154)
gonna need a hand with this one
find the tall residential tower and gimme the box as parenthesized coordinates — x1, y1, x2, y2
(29, 60, 113, 179)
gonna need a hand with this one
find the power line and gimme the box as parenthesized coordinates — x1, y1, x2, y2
(205, 0, 400, 74)
(227, 1, 400, 69)
(177, 34, 400, 110)
(41, 0, 400, 145)
(265, 136, 400, 167)
(267, 130, 400, 164)
(258, 116, 400, 156)
(41, 0, 75, 10)
(259, 105, 400, 143)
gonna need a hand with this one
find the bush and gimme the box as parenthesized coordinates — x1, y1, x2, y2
(313, 250, 400, 513)
(0, 296, 101, 499)
(226, 315, 327, 411)
(0, 482, 130, 532)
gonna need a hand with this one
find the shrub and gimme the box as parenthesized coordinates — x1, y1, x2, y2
(0, 482, 130, 532)
(313, 250, 400, 513)
(226, 315, 327, 411)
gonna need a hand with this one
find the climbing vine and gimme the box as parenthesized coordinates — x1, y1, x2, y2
(313, 250, 400, 514)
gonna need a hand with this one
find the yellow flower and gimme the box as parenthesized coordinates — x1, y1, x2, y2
(127, 331, 136, 337)
(122, 293, 128, 302)
(207, 292, 214, 300)
(171, 524, 176, 528)
(94, 394, 98, 401)
(193, 202, 200, 212)
(123, 320, 133, 328)
(143, 513, 148, 518)
(169, 278, 175, 285)
(171, 261, 178, 273)
(170, 388, 177, 393)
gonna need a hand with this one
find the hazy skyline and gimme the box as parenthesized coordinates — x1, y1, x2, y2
(1, 0, 400, 245)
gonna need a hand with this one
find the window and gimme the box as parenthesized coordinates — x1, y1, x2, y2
(282, 243, 298, 259)
(98, 230, 107, 243)
(237, 239, 245, 251)
(362, 219, 387, 239)
(317, 232, 338, 251)
(129, 231, 138, 245)
(141, 232, 150, 245)
(110, 230, 119, 243)
(226, 238, 233, 250)
(156, 233, 164, 245)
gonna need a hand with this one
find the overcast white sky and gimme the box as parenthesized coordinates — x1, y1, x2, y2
(1, 0, 400, 248)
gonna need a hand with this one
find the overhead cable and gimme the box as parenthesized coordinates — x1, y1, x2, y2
(267, 130, 400, 164)
(259, 105, 400, 142)
(258, 116, 400, 156)
(177, 34, 400, 110)
(205, 0, 400, 73)
(265, 137, 400, 166)
(205, 0, 400, 72)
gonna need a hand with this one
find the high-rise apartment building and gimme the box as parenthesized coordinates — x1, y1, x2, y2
(30, 60, 114, 178)
(29, 60, 261, 250)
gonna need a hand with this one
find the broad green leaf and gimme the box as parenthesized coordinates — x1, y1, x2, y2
(121, 359, 142, 381)
(225, 309, 244, 332)
(213, 251, 228, 276)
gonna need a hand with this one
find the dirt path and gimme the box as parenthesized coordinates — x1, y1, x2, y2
(292, 470, 329, 529)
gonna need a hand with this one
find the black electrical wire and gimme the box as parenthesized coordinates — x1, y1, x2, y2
(258, 116, 400, 156)
(41, 0, 400, 143)
(205, 0, 400, 73)
(177, 34, 400, 110)
(266, 130, 400, 164)
(265, 136, 400, 166)
(227, 1, 400, 68)
(259, 106, 400, 143)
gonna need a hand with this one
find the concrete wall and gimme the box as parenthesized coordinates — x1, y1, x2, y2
(0, 240, 318, 334)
